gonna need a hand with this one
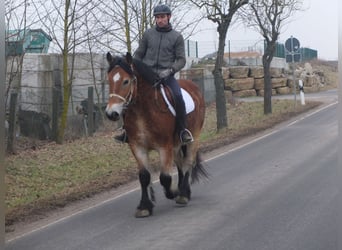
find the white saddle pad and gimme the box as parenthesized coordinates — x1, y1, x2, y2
(160, 85, 195, 116)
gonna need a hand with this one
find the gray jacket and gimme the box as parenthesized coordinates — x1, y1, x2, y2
(134, 26, 186, 75)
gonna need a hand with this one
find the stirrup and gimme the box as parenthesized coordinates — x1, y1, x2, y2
(114, 130, 128, 143)
(180, 129, 194, 144)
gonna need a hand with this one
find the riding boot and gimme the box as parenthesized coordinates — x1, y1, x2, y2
(175, 96, 194, 144)
(114, 129, 129, 143)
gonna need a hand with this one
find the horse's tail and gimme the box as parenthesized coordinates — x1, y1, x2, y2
(191, 151, 209, 184)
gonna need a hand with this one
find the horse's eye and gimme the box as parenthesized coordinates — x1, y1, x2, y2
(123, 79, 129, 86)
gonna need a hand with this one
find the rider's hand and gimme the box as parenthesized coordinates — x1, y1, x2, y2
(158, 68, 174, 79)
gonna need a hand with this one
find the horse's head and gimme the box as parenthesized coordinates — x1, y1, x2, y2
(105, 52, 137, 121)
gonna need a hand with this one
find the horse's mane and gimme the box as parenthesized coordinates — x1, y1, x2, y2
(132, 58, 159, 85)
(107, 55, 133, 75)
(107, 54, 158, 85)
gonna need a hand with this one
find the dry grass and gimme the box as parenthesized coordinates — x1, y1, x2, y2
(200, 99, 319, 149)
(5, 99, 321, 227)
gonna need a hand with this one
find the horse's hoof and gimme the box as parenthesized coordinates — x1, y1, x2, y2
(175, 196, 189, 205)
(135, 209, 151, 218)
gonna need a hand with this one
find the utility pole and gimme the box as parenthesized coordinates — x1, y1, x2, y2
(285, 36, 301, 110)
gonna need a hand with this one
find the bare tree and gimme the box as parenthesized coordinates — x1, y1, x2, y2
(190, 0, 248, 131)
(82, 6, 107, 115)
(5, 0, 38, 153)
(243, 0, 303, 114)
(93, 0, 134, 53)
(32, 0, 94, 143)
(95, 0, 202, 54)
(8, 0, 204, 144)
(5, 0, 31, 109)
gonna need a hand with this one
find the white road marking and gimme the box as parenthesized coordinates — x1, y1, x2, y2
(7, 101, 337, 242)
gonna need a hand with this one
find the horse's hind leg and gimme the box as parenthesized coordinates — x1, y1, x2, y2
(159, 173, 177, 199)
(135, 168, 154, 218)
(176, 166, 191, 205)
(174, 144, 197, 205)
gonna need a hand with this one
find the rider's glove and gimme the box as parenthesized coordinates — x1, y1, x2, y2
(158, 68, 174, 79)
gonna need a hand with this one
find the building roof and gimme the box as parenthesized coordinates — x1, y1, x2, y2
(224, 51, 262, 58)
(7, 29, 52, 42)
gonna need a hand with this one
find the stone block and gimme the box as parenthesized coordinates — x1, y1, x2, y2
(271, 77, 287, 88)
(287, 78, 294, 87)
(233, 89, 257, 98)
(270, 67, 284, 78)
(222, 67, 230, 80)
(257, 89, 277, 97)
(180, 68, 205, 79)
(276, 87, 291, 95)
(250, 67, 264, 78)
(229, 66, 250, 78)
(254, 78, 264, 90)
(225, 78, 254, 91)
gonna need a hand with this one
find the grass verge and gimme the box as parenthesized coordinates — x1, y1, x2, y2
(5, 99, 321, 227)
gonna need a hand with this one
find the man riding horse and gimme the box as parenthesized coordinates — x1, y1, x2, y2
(115, 4, 193, 144)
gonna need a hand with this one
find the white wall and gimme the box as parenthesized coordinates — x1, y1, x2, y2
(7, 53, 108, 115)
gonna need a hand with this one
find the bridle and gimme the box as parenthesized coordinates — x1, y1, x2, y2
(109, 70, 137, 106)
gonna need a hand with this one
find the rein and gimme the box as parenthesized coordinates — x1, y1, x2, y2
(154, 84, 171, 113)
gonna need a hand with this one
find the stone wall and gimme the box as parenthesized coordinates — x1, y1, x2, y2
(181, 64, 325, 101)
(8, 54, 324, 115)
(224, 66, 289, 97)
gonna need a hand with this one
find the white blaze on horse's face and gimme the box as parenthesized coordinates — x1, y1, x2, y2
(113, 72, 121, 82)
(106, 67, 132, 121)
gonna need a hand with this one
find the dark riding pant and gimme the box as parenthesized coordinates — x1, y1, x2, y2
(164, 76, 187, 133)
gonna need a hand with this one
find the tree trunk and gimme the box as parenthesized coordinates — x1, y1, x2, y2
(213, 67, 228, 130)
(57, 50, 71, 144)
(123, 0, 131, 53)
(213, 26, 228, 131)
(56, 0, 71, 144)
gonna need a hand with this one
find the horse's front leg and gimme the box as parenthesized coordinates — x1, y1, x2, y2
(159, 147, 178, 200)
(136, 168, 154, 217)
(130, 146, 154, 218)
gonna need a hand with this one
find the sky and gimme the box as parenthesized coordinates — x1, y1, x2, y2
(190, 0, 338, 60)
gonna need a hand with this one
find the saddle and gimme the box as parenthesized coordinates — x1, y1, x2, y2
(159, 84, 195, 116)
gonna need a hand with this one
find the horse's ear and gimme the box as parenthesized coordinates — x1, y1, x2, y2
(126, 52, 133, 64)
(106, 52, 113, 64)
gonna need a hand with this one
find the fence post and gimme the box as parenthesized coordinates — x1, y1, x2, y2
(87, 86, 94, 136)
(0, 1, 5, 245)
(7, 92, 18, 154)
(52, 88, 59, 142)
(101, 66, 106, 105)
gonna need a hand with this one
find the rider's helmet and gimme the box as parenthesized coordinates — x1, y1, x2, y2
(153, 4, 171, 16)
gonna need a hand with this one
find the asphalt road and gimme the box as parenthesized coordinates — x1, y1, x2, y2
(6, 102, 338, 250)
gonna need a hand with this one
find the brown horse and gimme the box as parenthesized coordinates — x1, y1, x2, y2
(105, 52, 207, 217)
